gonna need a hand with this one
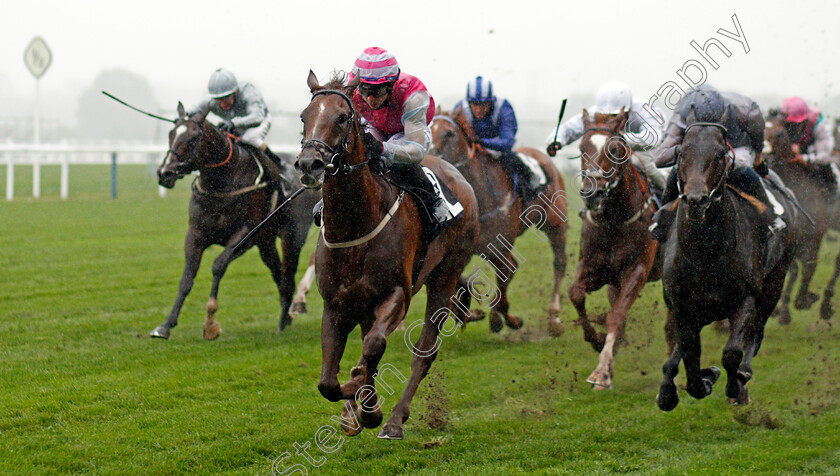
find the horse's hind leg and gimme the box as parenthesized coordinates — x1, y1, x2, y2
(203, 231, 251, 340)
(256, 239, 289, 332)
(794, 253, 821, 310)
(820, 248, 840, 320)
(150, 230, 206, 339)
(275, 227, 307, 331)
(291, 254, 316, 315)
(487, 249, 523, 332)
(777, 262, 798, 325)
(546, 223, 568, 337)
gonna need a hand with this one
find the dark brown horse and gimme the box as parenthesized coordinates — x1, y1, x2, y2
(567, 109, 662, 389)
(429, 111, 568, 334)
(656, 116, 797, 411)
(765, 114, 840, 322)
(151, 102, 319, 339)
(296, 71, 478, 440)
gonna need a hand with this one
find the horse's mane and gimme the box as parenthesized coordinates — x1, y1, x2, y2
(313, 71, 355, 96)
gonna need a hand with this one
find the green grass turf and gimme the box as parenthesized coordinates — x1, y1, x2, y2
(1, 165, 838, 475)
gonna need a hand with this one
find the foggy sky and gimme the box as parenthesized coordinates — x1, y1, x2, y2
(2, 0, 839, 145)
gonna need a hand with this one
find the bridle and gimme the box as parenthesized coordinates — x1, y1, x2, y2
(677, 121, 734, 203)
(166, 118, 235, 175)
(300, 89, 369, 176)
(580, 126, 631, 199)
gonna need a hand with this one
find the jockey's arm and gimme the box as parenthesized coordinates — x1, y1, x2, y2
(478, 101, 517, 152)
(654, 120, 685, 168)
(383, 90, 431, 164)
(803, 120, 836, 164)
(544, 113, 585, 151)
(231, 86, 268, 130)
(625, 103, 666, 151)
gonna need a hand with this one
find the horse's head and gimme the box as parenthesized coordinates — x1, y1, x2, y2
(677, 108, 732, 220)
(764, 112, 793, 163)
(157, 102, 211, 188)
(429, 110, 474, 167)
(296, 70, 361, 190)
(578, 107, 631, 214)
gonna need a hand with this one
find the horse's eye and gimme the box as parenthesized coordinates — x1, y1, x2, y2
(337, 114, 348, 125)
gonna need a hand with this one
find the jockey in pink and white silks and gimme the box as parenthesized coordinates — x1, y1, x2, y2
(778, 96, 840, 196)
(313, 47, 462, 229)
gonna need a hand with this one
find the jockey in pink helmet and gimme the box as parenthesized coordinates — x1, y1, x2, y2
(313, 47, 462, 231)
(777, 96, 839, 198)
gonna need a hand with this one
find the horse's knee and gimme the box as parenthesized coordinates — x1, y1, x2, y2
(568, 284, 585, 303)
(363, 333, 387, 362)
(318, 381, 342, 402)
(722, 347, 743, 371)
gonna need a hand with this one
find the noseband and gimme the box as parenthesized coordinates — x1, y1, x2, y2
(300, 89, 369, 176)
(677, 122, 734, 202)
(581, 127, 629, 197)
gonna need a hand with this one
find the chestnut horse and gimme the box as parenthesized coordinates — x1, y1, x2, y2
(568, 109, 662, 389)
(765, 114, 840, 322)
(656, 116, 797, 411)
(296, 72, 478, 440)
(151, 102, 319, 339)
(430, 111, 568, 334)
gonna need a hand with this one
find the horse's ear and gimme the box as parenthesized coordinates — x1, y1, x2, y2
(177, 102, 185, 119)
(307, 70, 320, 92)
(347, 74, 360, 91)
(582, 108, 591, 127)
(197, 104, 211, 122)
(435, 104, 442, 114)
(615, 106, 629, 131)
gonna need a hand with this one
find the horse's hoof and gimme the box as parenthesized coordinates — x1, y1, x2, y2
(340, 402, 364, 437)
(504, 314, 524, 330)
(361, 409, 383, 429)
(467, 309, 486, 323)
(547, 317, 565, 337)
(489, 311, 504, 333)
(795, 292, 820, 310)
(377, 422, 404, 440)
(819, 300, 833, 321)
(777, 309, 792, 325)
(703, 366, 722, 385)
(290, 302, 307, 315)
(149, 326, 170, 339)
(657, 384, 680, 411)
(203, 322, 221, 340)
(278, 314, 293, 332)
(728, 387, 750, 406)
(587, 374, 613, 390)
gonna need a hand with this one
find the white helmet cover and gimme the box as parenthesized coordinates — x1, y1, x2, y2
(208, 68, 238, 98)
(594, 81, 632, 114)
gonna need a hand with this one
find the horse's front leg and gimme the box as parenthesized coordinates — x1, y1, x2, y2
(587, 250, 655, 390)
(723, 297, 755, 405)
(568, 260, 603, 351)
(820, 246, 840, 320)
(203, 228, 252, 340)
(273, 225, 306, 331)
(657, 342, 682, 411)
(351, 288, 406, 431)
(150, 228, 206, 339)
(487, 249, 523, 332)
(680, 317, 720, 401)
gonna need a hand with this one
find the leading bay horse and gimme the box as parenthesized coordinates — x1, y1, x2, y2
(656, 115, 797, 411)
(429, 110, 568, 334)
(296, 71, 478, 440)
(151, 102, 319, 339)
(764, 114, 840, 322)
(567, 109, 661, 389)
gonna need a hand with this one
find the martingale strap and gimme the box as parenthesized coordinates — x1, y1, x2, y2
(320, 191, 404, 248)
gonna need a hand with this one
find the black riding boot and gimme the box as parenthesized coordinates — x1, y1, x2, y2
(729, 166, 786, 237)
(497, 151, 542, 202)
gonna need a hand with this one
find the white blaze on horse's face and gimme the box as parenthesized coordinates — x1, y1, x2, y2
(164, 124, 189, 167)
(590, 134, 607, 156)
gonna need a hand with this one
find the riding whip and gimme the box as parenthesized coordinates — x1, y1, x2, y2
(552, 98, 568, 146)
(232, 187, 306, 252)
(102, 91, 176, 123)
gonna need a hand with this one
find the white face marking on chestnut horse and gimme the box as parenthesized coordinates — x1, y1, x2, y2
(164, 124, 188, 166)
(590, 134, 607, 155)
